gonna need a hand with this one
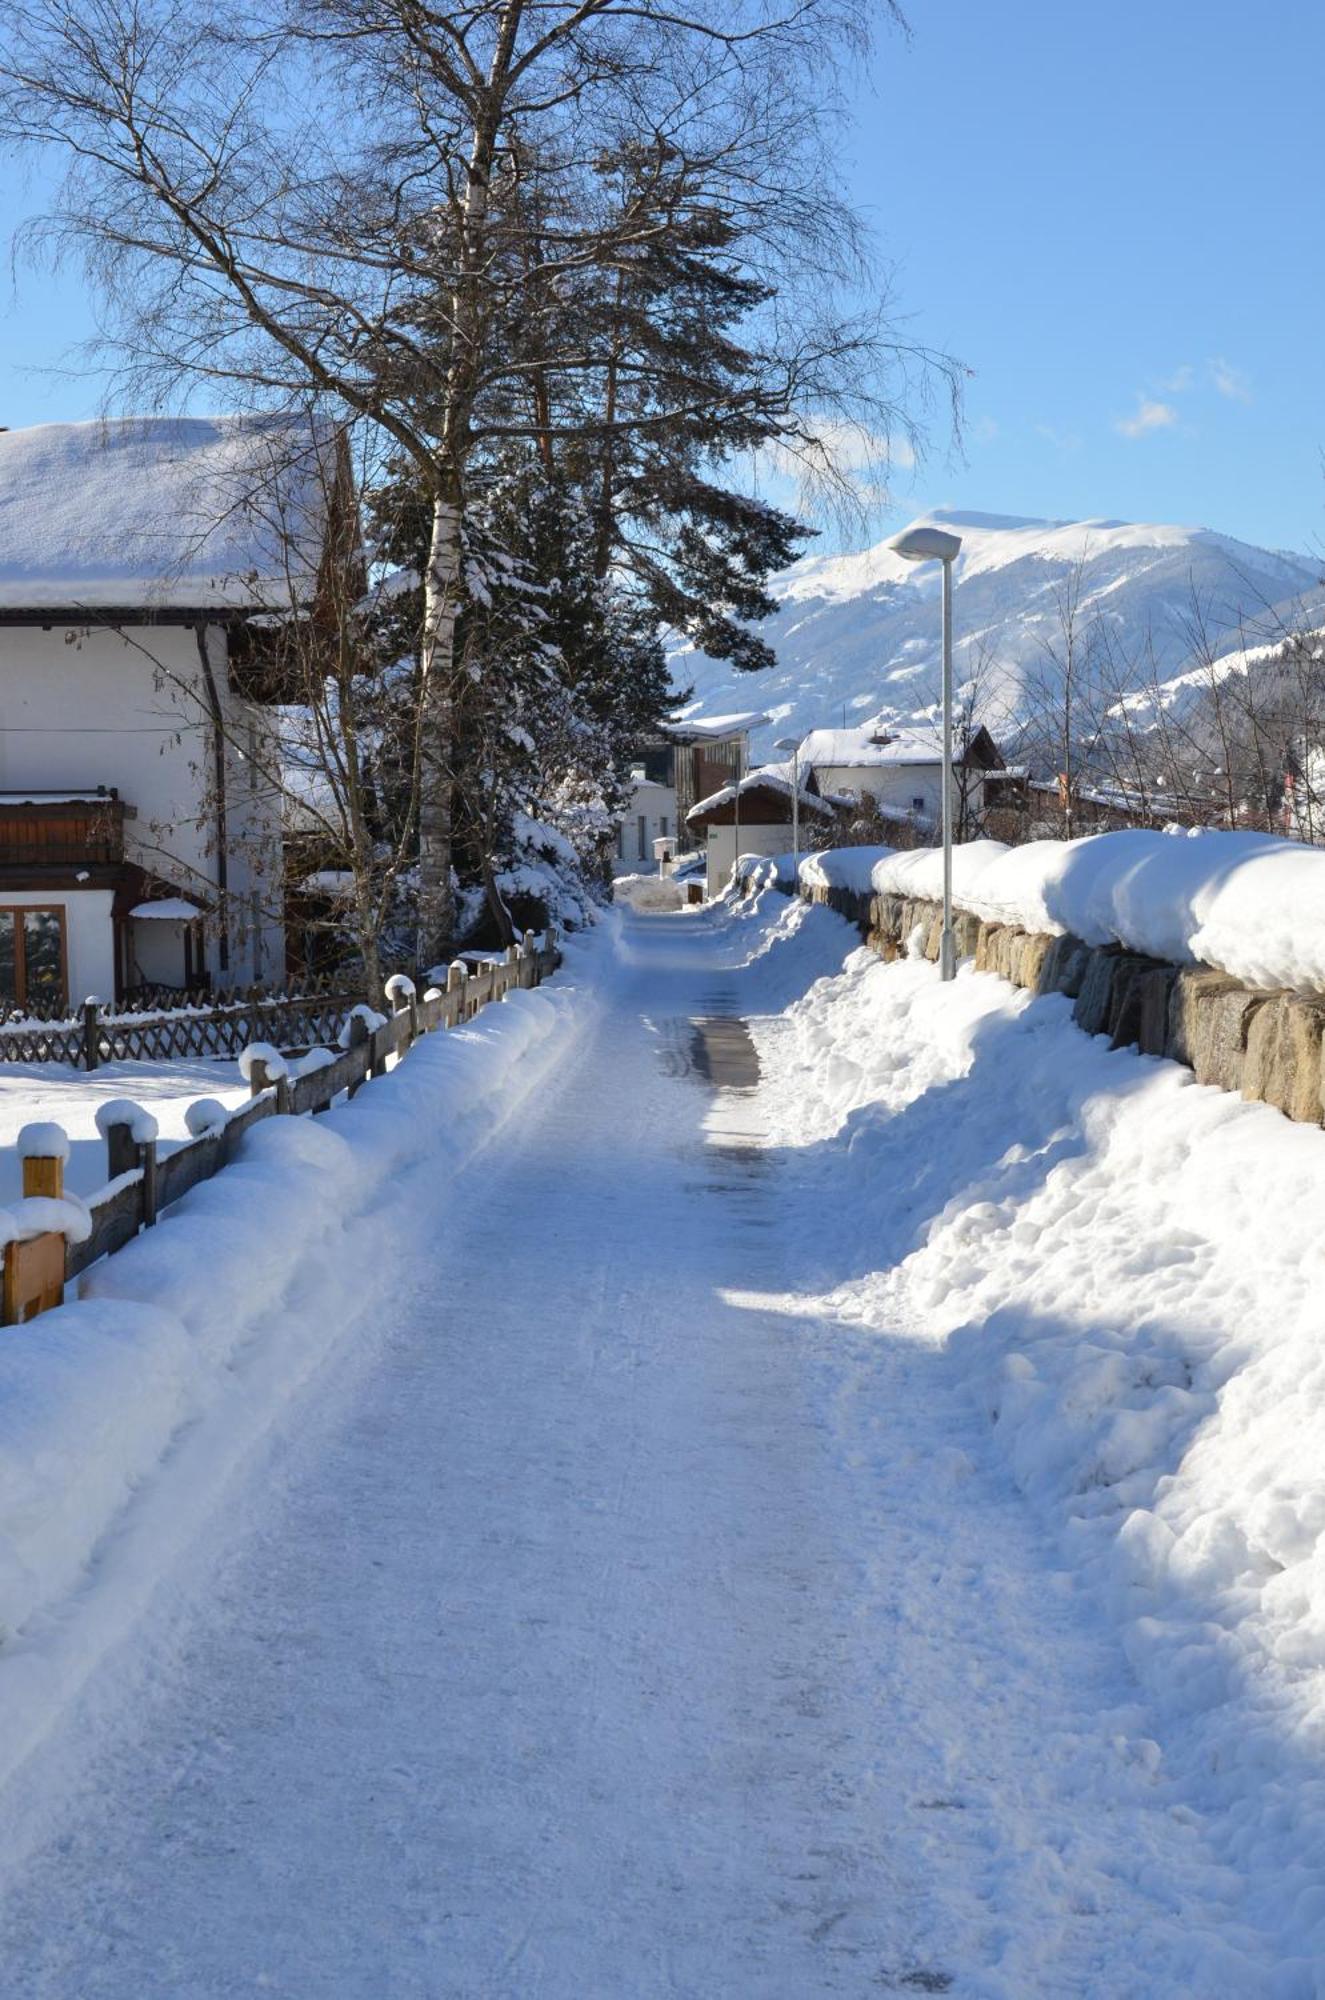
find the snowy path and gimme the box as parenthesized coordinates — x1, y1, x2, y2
(0, 908, 1286, 1995)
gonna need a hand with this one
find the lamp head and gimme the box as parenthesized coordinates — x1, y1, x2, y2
(887, 524, 963, 565)
(773, 735, 800, 753)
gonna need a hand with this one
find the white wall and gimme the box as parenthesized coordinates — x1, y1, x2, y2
(614, 778, 679, 875)
(0, 621, 284, 989)
(815, 761, 989, 824)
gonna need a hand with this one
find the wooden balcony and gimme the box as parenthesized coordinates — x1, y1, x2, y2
(0, 792, 125, 871)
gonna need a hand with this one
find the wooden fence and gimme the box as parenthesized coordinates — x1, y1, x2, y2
(0, 985, 363, 1070)
(3, 933, 559, 1325)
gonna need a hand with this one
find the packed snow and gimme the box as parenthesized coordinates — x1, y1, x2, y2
(0, 898, 1322, 1990)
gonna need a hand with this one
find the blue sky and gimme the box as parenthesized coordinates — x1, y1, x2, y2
(1, 0, 1321, 558)
(845, 0, 1325, 556)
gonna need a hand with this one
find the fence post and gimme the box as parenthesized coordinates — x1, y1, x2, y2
(5, 1126, 71, 1325)
(82, 997, 101, 1072)
(104, 1116, 138, 1181)
(446, 961, 465, 1025)
(141, 1138, 159, 1227)
(347, 1009, 370, 1098)
(247, 1052, 292, 1115)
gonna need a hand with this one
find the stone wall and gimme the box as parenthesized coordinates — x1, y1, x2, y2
(760, 869, 1325, 1129)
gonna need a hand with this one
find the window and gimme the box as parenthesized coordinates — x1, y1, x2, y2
(659, 815, 669, 837)
(637, 814, 647, 860)
(912, 796, 925, 812)
(0, 906, 68, 1013)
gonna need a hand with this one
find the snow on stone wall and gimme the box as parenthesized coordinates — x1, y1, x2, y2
(793, 828, 1325, 998)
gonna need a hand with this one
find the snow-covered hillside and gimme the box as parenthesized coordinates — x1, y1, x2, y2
(669, 509, 1324, 762)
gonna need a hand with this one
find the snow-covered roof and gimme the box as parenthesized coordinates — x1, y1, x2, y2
(799, 723, 946, 770)
(129, 897, 203, 921)
(663, 710, 772, 744)
(687, 762, 837, 824)
(0, 415, 339, 612)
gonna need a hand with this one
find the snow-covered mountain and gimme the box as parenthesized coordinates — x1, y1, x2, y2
(667, 509, 1325, 761)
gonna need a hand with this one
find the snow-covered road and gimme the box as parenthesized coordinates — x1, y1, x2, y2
(0, 904, 1305, 1994)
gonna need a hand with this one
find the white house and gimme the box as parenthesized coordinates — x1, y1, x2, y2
(614, 762, 678, 875)
(614, 711, 770, 877)
(798, 719, 1006, 829)
(686, 761, 838, 896)
(0, 415, 343, 1009)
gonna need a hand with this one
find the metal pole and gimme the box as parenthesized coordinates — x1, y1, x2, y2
(940, 557, 956, 980)
(791, 742, 800, 879)
(732, 735, 742, 890)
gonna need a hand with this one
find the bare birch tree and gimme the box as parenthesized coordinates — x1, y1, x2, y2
(0, 0, 952, 961)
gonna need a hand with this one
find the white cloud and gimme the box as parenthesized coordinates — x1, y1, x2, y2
(1162, 364, 1195, 393)
(1209, 357, 1252, 402)
(969, 415, 1000, 445)
(1035, 422, 1082, 452)
(758, 419, 914, 505)
(1115, 396, 1179, 440)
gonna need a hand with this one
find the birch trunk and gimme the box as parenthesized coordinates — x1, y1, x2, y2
(416, 487, 462, 964)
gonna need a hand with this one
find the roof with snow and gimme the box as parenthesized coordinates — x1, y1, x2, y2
(800, 724, 945, 769)
(687, 763, 839, 827)
(0, 415, 341, 614)
(799, 720, 1005, 773)
(663, 711, 772, 744)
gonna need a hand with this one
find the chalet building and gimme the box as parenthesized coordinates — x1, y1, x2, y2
(614, 711, 769, 876)
(686, 762, 839, 895)
(0, 415, 347, 1010)
(798, 719, 1008, 829)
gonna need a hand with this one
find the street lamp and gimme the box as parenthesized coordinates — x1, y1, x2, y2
(774, 733, 802, 882)
(886, 523, 963, 980)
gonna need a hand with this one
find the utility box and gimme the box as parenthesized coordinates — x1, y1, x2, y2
(653, 836, 676, 875)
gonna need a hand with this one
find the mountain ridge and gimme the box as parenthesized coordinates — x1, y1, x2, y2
(668, 508, 1325, 761)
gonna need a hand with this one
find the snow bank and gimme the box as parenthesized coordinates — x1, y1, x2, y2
(752, 926, 1325, 1970)
(795, 828, 1325, 995)
(0, 927, 605, 1753)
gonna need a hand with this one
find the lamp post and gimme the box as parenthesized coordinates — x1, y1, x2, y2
(885, 523, 963, 980)
(774, 733, 802, 882)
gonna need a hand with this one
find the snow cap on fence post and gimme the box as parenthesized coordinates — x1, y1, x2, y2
(94, 1098, 160, 1182)
(16, 1122, 70, 1200)
(239, 1040, 292, 1113)
(184, 1098, 230, 1138)
(384, 972, 419, 1043)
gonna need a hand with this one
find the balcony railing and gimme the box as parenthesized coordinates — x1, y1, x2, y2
(0, 792, 125, 870)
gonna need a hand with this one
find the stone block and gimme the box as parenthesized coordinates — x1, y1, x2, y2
(952, 910, 982, 960)
(1041, 933, 1090, 998)
(1241, 992, 1325, 1124)
(1166, 967, 1267, 1092)
(1133, 966, 1177, 1056)
(974, 922, 1005, 974)
(1012, 932, 1053, 991)
(1074, 947, 1127, 1037)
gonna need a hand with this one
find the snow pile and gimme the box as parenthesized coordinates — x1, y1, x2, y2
(751, 918, 1325, 1972)
(0, 927, 605, 1751)
(794, 827, 1325, 995)
(614, 872, 684, 913)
